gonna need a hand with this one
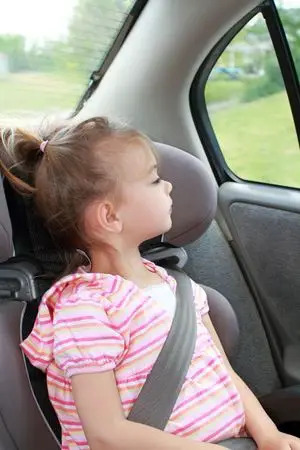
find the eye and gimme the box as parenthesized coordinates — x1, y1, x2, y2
(152, 177, 161, 184)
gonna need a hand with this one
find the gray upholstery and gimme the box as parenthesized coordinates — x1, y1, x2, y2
(185, 222, 281, 397)
(229, 202, 300, 343)
(202, 285, 239, 359)
(260, 385, 300, 424)
(0, 301, 59, 450)
(155, 142, 218, 247)
(0, 416, 16, 450)
(219, 438, 257, 449)
(0, 178, 13, 262)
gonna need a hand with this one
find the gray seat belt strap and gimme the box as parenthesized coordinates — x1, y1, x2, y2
(219, 438, 257, 449)
(128, 268, 197, 430)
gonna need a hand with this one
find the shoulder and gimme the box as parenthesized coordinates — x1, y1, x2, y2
(143, 259, 208, 314)
(190, 278, 205, 297)
(142, 258, 177, 292)
(190, 279, 209, 316)
(43, 271, 139, 314)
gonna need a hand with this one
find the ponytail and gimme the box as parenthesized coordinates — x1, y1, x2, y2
(0, 127, 42, 194)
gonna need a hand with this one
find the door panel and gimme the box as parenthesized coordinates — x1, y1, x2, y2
(185, 220, 281, 396)
(219, 181, 300, 385)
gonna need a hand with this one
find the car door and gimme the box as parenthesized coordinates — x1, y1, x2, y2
(191, 0, 300, 388)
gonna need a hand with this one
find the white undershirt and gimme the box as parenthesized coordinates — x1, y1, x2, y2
(143, 282, 176, 319)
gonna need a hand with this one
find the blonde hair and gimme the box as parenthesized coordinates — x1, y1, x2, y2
(0, 117, 153, 273)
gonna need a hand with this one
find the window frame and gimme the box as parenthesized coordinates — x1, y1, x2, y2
(190, 0, 300, 188)
(73, 0, 148, 115)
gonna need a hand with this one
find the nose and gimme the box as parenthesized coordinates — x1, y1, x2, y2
(165, 180, 172, 194)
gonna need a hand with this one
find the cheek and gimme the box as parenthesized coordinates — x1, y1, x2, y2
(121, 185, 164, 221)
(122, 189, 149, 218)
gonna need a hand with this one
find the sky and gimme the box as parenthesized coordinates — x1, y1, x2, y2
(0, 0, 76, 43)
(0, 0, 299, 44)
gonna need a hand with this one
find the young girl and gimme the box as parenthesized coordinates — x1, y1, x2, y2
(0, 117, 299, 450)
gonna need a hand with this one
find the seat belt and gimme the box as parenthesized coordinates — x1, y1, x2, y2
(128, 266, 257, 449)
(127, 268, 197, 429)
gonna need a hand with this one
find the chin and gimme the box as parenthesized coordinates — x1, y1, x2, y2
(141, 217, 172, 242)
(162, 219, 173, 234)
(142, 223, 172, 243)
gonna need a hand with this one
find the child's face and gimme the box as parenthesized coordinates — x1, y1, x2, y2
(117, 140, 173, 246)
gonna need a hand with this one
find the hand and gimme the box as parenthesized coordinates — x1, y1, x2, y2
(258, 431, 300, 450)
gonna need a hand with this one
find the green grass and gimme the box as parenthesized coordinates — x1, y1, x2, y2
(0, 72, 85, 114)
(210, 91, 300, 188)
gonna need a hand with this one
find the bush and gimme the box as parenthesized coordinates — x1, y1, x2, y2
(243, 58, 284, 103)
(0, 35, 28, 72)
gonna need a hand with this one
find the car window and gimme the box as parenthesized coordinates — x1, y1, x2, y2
(276, 0, 300, 81)
(204, 7, 300, 189)
(0, 0, 136, 125)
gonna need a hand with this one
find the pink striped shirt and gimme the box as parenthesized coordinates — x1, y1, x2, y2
(21, 259, 246, 449)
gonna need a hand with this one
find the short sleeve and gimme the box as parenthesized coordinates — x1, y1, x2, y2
(191, 280, 209, 318)
(53, 293, 126, 378)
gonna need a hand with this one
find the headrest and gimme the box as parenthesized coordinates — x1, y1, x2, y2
(155, 143, 217, 246)
(0, 177, 13, 262)
(0, 142, 217, 270)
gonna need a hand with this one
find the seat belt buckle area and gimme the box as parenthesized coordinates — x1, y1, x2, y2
(0, 257, 43, 302)
(142, 244, 188, 269)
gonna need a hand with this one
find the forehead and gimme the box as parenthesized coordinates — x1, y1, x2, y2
(119, 137, 158, 181)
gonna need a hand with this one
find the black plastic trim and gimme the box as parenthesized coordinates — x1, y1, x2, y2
(0, 257, 43, 302)
(73, 0, 148, 115)
(142, 245, 188, 270)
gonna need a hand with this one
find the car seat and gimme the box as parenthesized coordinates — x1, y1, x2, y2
(0, 142, 299, 450)
(0, 176, 12, 262)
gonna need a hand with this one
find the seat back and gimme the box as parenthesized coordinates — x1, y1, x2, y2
(0, 178, 13, 262)
(0, 300, 59, 449)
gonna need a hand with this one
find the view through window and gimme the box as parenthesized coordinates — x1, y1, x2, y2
(0, 0, 135, 125)
(205, 0, 300, 188)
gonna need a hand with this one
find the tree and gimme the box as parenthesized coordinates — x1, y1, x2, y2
(67, 0, 132, 76)
(0, 35, 28, 72)
(278, 7, 300, 75)
(26, 40, 71, 73)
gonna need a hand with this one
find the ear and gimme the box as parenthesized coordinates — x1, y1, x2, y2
(95, 200, 123, 234)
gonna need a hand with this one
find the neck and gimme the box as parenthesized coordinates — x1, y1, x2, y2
(89, 244, 160, 288)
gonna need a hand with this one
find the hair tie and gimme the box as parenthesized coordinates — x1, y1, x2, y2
(40, 140, 49, 153)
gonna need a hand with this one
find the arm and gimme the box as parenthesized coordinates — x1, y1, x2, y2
(202, 313, 300, 449)
(71, 371, 227, 450)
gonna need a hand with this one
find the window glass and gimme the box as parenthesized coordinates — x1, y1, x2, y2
(276, 0, 300, 81)
(0, 0, 135, 125)
(205, 11, 300, 188)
